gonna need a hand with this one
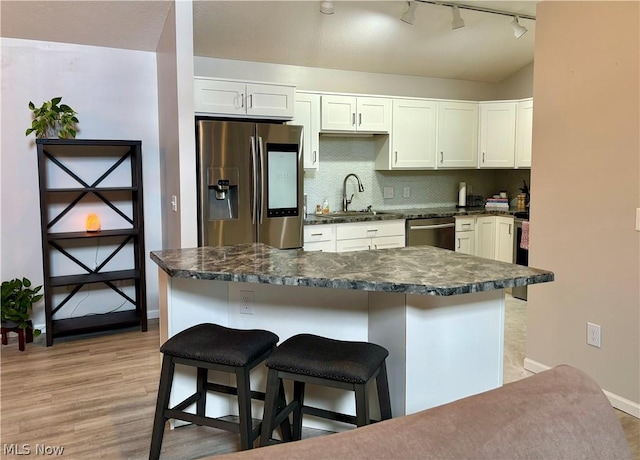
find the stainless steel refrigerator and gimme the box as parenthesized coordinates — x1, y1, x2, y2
(196, 119, 304, 249)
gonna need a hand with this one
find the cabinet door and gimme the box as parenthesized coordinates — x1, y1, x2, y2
(437, 102, 478, 168)
(357, 97, 391, 133)
(336, 238, 372, 252)
(194, 78, 246, 116)
(495, 216, 514, 263)
(479, 102, 516, 168)
(304, 240, 336, 253)
(371, 235, 405, 250)
(246, 83, 295, 119)
(391, 99, 437, 168)
(321, 95, 357, 131)
(475, 216, 495, 259)
(292, 93, 320, 170)
(515, 99, 533, 168)
(455, 231, 475, 255)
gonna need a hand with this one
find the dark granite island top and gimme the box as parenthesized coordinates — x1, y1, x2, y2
(150, 243, 553, 296)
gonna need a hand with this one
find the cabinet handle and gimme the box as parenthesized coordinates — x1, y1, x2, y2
(509, 224, 512, 236)
(352, 113, 356, 126)
(313, 151, 317, 164)
(457, 238, 461, 249)
(240, 94, 245, 108)
(394, 151, 398, 163)
(359, 113, 362, 126)
(482, 152, 485, 163)
(373, 244, 378, 250)
(368, 245, 372, 250)
(462, 223, 471, 228)
(440, 151, 444, 163)
(248, 94, 253, 108)
(310, 232, 323, 236)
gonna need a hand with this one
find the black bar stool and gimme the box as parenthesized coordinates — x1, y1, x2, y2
(149, 323, 289, 459)
(260, 333, 392, 446)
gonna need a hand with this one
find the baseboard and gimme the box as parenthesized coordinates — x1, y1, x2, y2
(524, 358, 640, 419)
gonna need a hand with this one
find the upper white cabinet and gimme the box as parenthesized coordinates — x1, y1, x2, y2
(321, 95, 391, 133)
(515, 98, 533, 168)
(436, 101, 479, 168)
(387, 99, 438, 169)
(479, 102, 517, 168)
(291, 92, 320, 170)
(194, 77, 295, 119)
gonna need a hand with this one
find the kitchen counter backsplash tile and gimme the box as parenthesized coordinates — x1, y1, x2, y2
(150, 243, 553, 296)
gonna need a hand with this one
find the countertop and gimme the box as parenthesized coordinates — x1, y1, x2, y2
(150, 243, 552, 296)
(304, 206, 529, 225)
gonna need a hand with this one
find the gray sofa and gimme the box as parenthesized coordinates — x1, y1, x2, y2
(214, 365, 632, 459)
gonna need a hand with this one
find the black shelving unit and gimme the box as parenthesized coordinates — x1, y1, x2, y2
(37, 139, 147, 346)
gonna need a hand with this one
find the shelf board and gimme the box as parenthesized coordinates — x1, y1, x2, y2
(48, 229, 139, 240)
(45, 187, 138, 193)
(49, 269, 140, 287)
(51, 310, 142, 337)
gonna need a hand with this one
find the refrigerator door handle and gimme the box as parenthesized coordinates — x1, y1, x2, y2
(257, 136, 265, 224)
(250, 136, 258, 225)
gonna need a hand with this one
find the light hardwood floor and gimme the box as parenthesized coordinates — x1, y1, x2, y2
(1, 297, 638, 459)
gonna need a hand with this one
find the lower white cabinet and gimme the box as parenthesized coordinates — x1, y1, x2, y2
(303, 224, 336, 252)
(335, 220, 405, 252)
(455, 217, 475, 255)
(458, 215, 514, 262)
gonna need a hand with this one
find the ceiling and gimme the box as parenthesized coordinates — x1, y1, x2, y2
(1, 0, 538, 83)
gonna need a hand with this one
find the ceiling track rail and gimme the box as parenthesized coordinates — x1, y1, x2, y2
(415, 1, 536, 21)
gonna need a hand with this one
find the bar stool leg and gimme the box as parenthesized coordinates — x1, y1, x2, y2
(260, 368, 281, 447)
(276, 381, 292, 442)
(196, 367, 207, 420)
(236, 366, 254, 450)
(376, 362, 392, 420)
(354, 382, 370, 427)
(150, 356, 175, 460)
(292, 380, 305, 440)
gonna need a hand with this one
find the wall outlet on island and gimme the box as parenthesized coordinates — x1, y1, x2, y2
(240, 290, 254, 315)
(587, 322, 601, 348)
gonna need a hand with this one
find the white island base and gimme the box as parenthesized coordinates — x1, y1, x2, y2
(158, 270, 504, 432)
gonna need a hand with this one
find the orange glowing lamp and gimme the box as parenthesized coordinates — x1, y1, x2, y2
(86, 213, 101, 232)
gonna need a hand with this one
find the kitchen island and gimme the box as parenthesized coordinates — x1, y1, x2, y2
(150, 243, 553, 430)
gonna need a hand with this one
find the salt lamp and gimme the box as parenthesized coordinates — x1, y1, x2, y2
(86, 213, 101, 232)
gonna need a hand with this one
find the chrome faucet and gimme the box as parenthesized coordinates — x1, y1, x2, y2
(342, 173, 365, 212)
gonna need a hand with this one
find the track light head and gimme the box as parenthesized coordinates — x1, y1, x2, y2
(511, 16, 528, 38)
(450, 6, 465, 30)
(320, 1, 334, 15)
(401, 1, 418, 25)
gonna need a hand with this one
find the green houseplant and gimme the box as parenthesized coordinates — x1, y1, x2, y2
(25, 97, 79, 139)
(1, 277, 43, 337)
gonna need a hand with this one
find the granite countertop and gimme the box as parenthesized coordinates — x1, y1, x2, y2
(150, 243, 553, 296)
(304, 207, 528, 225)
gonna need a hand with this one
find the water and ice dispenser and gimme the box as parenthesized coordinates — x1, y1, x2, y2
(208, 168, 239, 220)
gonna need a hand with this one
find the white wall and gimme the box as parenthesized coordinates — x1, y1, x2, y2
(0, 38, 162, 326)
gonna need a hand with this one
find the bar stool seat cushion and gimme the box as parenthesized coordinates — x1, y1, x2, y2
(160, 323, 279, 366)
(265, 334, 389, 384)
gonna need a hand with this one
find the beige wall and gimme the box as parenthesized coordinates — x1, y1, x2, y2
(527, 1, 639, 413)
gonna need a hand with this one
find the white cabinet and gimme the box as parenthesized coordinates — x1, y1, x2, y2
(494, 216, 514, 263)
(335, 220, 405, 252)
(291, 92, 320, 170)
(194, 77, 295, 119)
(303, 224, 336, 252)
(455, 217, 475, 255)
(474, 215, 514, 262)
(515, 98, 533, 168)
(321, 95, 391, 133)
(386, 99, 437, 169)
(437, 101, 479, 168)
(479, 102, 517, 168)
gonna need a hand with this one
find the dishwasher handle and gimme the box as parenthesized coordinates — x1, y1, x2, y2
(408, 223, 455, 231)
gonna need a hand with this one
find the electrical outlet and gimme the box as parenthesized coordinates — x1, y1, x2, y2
(383, 187, 394, 199)
(239, 290, 254, 315)
(587, 322, 601, 348)
(403, 187, 411, 198)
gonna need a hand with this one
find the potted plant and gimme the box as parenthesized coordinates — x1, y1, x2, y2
(25, 97, 79, 139)
(1, 277, 43, 337)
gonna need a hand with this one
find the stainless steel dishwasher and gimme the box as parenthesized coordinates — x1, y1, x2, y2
(405, 217, 456, 250)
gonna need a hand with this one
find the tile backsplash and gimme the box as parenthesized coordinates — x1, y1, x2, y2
(304, 136, 531, 213)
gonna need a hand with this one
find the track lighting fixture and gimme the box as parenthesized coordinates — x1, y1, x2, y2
(401, 1, 418, 25)
(320, 1, 334, 15)
(511, 16, 528, 39)
(450, 6, 465, 30)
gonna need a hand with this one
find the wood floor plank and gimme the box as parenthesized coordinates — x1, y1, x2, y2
(1, 307, 638, 460)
